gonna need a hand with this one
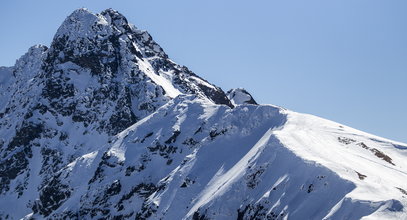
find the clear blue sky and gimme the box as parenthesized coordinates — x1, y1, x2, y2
(1, 1, 406, 143)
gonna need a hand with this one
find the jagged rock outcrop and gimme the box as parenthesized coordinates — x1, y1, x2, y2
(227, 88, 258, 105)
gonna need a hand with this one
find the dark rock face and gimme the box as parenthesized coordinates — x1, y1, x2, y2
(33, 173, 72, 217)
(8, 122, 44, 150)
(0, 146, 32, 193)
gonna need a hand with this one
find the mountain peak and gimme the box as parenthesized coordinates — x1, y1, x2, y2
(54, 8, 135, 42)
(45, 8, 233, 107)
(69, 7, 93, 17)
(54, 8, 109, 41)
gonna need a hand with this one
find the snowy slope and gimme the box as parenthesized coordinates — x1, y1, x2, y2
(274, 111, 407, 219)
(0, 8, 406, 220)
(12, 96, 407, 219)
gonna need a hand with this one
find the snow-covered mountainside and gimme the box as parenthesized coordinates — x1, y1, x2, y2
(0, 8, 406, 220)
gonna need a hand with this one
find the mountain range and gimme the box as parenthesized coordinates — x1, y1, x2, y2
(0, 8, 406, 220)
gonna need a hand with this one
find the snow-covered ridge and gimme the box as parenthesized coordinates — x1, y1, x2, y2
(0, 8, 406, 220)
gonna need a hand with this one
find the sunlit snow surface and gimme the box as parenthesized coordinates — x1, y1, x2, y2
(274, 111, 407, 219)
(10, 95, 404, 219)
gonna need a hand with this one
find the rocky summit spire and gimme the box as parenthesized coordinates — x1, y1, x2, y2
(39, 7, 233, 132)
(46, 8, 232, 105)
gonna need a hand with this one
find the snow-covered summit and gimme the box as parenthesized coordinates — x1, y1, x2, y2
(0, 8, 406, 220)
(54, 8, 109, 40)
(48, 8, 231, 105)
